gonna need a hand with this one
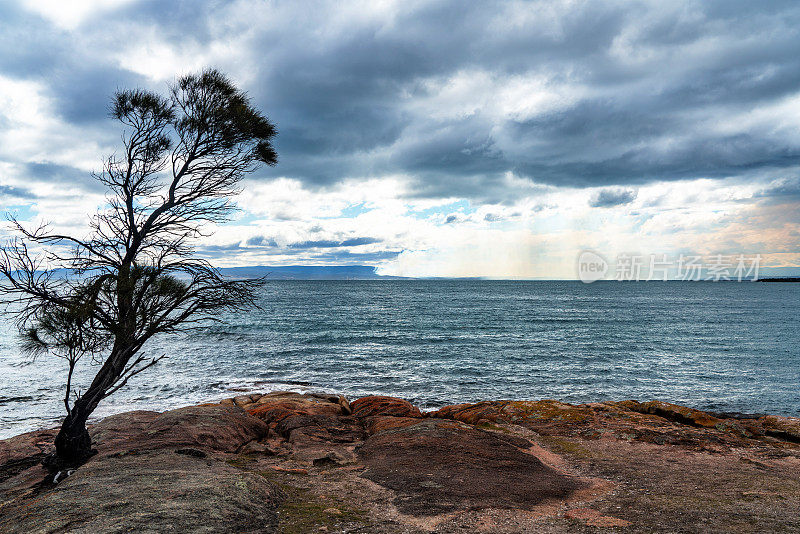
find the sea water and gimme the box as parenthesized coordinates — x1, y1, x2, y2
(1, 280, 798, 439)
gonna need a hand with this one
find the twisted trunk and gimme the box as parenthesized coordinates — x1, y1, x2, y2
(49, 405, 93, 469)
(47, 266, 136, 470)
(45, 344, 129, 469)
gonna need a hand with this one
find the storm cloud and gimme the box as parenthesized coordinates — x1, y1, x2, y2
(1, 1, 800, 203)
(1, 1, 798, 276)
(589, 188, 638, 208)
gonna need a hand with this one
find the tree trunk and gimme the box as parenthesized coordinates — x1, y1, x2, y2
(47, 408, 94, 470)
(46, 344, 131, 470)
(46, 267, 137, 470)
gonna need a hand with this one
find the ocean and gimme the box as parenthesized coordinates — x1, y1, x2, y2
(1, 280, 798, 439)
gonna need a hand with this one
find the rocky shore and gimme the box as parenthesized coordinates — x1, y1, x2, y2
(1, 393, 799, 533)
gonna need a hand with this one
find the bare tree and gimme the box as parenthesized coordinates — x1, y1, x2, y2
(0, 69, 277, 469)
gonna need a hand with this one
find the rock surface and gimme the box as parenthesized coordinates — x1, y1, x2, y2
(2, 393, 800, 533)
(0, 449, 280, 534)
(91, 404, 269, 453)
(358, 418, 585, 515)
(0, 428, 57, 483)
(239, 391, 351, 427)
(349, 395, 423, 418)
(432, 398, 800, 452)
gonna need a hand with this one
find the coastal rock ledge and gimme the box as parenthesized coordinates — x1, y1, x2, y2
(1, 394, 799, 533)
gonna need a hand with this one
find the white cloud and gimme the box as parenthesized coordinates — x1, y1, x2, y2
(2, 0, 799, 277)
(0, 75, 106, 171)
(374, 178, 794, 278)
(20, 0, 139, 30)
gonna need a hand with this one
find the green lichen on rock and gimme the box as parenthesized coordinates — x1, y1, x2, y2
(256, 472, 370, 534)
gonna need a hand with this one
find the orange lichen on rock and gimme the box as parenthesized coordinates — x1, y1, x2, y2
(243, 392, 349, 427)
(4, 392, 800, 533)
(615, 400, 724, 428)
(431, 399, 594, 426)
(362, 416, 422, 435)
(431, 398, 800, 452)
(349, 396, 423, 418)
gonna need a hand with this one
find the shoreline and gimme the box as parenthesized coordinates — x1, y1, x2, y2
(5, 388, 798, 442)
(2, 392, 799, 532)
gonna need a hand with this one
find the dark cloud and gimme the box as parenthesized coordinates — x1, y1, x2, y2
(532, 204, 554, 213)
(3, 0, 800, 202)
(242, 235, 382, 249)
(287, 237, 383, 249)
(242, 0, 800, 198)
(589, 188, 638, 208)
(21, 163, 104, 192)
(52, 65, 146, 125)
(0, 185, 37, 199)
(245, 236, 278, 247)
(0, 4, 64, 77)
(0, 5, 148, 125)
(200, 242, 398, 264)
(304, 250, 399, 262)
(340, 237, 382, 247)
(754, 178, 800, 202)
(200, 243, 245, 252)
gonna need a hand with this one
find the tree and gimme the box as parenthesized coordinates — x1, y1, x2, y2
(0, 69, 277, 469)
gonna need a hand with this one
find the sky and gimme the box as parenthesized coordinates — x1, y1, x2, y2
(0, 0, 798, 278)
